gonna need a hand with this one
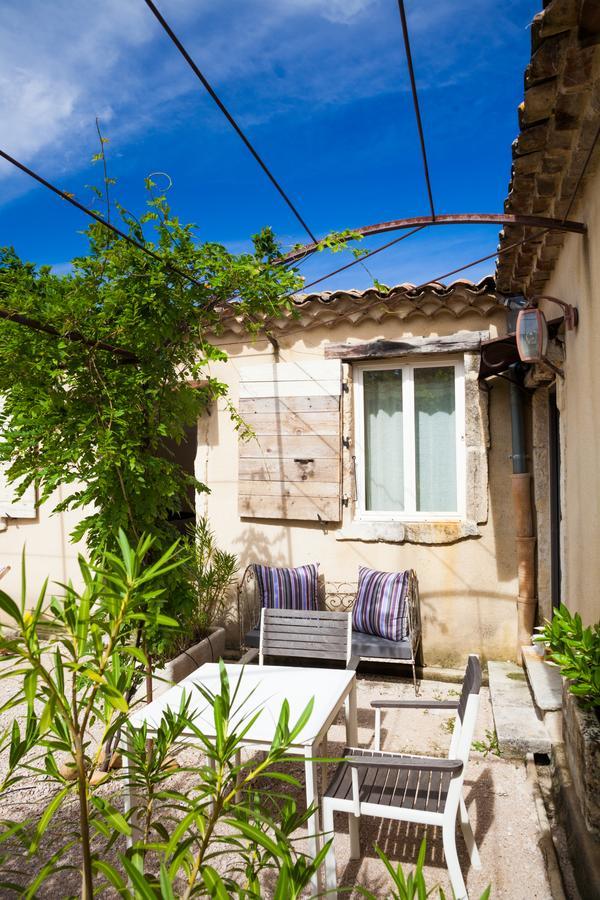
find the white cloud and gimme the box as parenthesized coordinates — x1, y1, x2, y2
(0, 0, 523, 203)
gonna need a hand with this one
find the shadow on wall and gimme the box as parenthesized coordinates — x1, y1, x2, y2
(420, 588, 517, 665)
(220, 525, 290, 647)
(232, 524, 288, 571)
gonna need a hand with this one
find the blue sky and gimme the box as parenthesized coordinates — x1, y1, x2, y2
(0, 0, 539, 291)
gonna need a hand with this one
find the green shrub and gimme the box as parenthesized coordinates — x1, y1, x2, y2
(0, 534, 326, 898)
(535, 604, 600, 709)
(358, 838, 491, 899)
(175, 517, 238, 649)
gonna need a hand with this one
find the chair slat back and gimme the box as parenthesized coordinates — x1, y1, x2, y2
(259, 608, 351, 666)
(449, 654, 482, 763)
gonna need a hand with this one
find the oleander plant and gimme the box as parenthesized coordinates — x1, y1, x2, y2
(535, 603, 600, 710)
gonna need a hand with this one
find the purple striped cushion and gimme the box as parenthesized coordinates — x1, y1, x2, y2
(352, 567, 409, 642)
(254, 563, 319, 611)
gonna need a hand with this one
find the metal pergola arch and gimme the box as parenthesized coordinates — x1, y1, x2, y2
(279, 213, 586, 266)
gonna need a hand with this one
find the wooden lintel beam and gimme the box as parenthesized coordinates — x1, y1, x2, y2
(325, 331, 489, 361)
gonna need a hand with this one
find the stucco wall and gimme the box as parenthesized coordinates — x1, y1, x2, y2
(201, 308, 519, 666)
(538, 161, 600, 627)
(0, 302, 522, 663)
(0, 486, 84, 616)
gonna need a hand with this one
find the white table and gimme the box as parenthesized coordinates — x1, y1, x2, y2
(126, 662, 358, 887)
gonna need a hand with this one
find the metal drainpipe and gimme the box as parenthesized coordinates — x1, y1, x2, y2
(509, 363, 537, 662)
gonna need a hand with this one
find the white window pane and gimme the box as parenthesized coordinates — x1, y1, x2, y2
(363, 370, 404, 511)
(414, 366, 456, 512)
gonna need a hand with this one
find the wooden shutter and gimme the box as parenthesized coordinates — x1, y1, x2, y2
(0, 398, 36, 519)
(238, 361, 342, 521)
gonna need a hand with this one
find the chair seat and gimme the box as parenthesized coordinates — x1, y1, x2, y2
(324, 748, 452, 814)
(350, 630, 413, 660)
(243, 627, 413, 661)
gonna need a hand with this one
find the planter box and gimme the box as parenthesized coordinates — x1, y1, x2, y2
(562, 682, 600, 837)
(151, 626, 226, 699)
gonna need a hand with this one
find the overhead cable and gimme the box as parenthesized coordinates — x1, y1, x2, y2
(291, 225, 427, 296)
(562, 119, 600, 221)
(142, 0, 318, 244)
(397, 0, 435, 219)
(413, 229, 551, 290)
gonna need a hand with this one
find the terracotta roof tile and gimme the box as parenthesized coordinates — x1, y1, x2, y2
(496, 0, 600, 294)
(216, 277, 501, 337)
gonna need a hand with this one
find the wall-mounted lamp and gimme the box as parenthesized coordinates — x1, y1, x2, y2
(515, 295, 578, 376)
(516, 307, 548, 363)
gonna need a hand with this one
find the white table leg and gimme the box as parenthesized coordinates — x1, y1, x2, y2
(321, 734, 329, 794)
(304, 744, 321, 895)
(345, 679, 358, 747)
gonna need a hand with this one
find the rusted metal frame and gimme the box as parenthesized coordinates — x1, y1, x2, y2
(529, 295, 578, 330)
(397, 0, 435, 219)
(217, 230, 559, 347)
(412, 227, 552, 291)
(289, 225, 427, 297)
(280, 214, 586, 265)
(142, 0, 317, 244)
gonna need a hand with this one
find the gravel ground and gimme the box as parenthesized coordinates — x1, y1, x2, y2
(0, 668, 555, 899)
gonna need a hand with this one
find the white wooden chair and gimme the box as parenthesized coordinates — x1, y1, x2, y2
(321, 654, 482, 900)
(241, 606, 359, 670)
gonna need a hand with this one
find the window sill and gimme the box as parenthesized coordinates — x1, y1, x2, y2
(336, 519, 481, 545)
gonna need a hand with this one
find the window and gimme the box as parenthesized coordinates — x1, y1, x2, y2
(354, 359, 465, 521)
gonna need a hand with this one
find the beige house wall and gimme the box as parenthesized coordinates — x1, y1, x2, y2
(201, 307, 519, 666)
(0, 300, 523, 664)
(0, 486, 84, 615)
(536, 161, 600, 627)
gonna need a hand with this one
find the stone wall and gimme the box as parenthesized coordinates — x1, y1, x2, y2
(554, 684, 600, 899)
(562, 682, 600, 837)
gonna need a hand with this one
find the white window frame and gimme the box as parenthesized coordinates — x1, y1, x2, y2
(353, 357, 466, 522)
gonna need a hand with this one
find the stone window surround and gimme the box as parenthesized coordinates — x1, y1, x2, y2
(336, 350, 490, 545)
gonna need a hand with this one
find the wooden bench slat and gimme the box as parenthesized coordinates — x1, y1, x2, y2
(264, 608, 349, 621)
(264, 631, 347, 644)
(263, 637, 348, 652)
(265, 621, 348, 636)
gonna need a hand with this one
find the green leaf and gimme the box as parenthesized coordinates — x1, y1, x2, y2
(29, 786, 70, 852)
(91, 796, 132, 836)
(92, 859, 131, 896)
(120, 856, 158, 900)
(0, 590, 22, 624)
(201, 865, 230, 899)
(159, 864, 176, 900)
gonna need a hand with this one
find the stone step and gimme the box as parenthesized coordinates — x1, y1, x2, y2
(488, 660, 552, 757)
(521, 645, 562, 711)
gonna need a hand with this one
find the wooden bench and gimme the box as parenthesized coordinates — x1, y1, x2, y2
(237, 567, 422, 691)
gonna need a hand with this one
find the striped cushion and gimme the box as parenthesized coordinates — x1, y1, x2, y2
(352, 567, 409, 642)
(254, 563, 319, 611)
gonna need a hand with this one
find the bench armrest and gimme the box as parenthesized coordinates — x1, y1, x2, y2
(346, 753, 463, 775)
(346, 655, 360, 672)
(238, 648, 258, 665)
(370, 699, 459, 710)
